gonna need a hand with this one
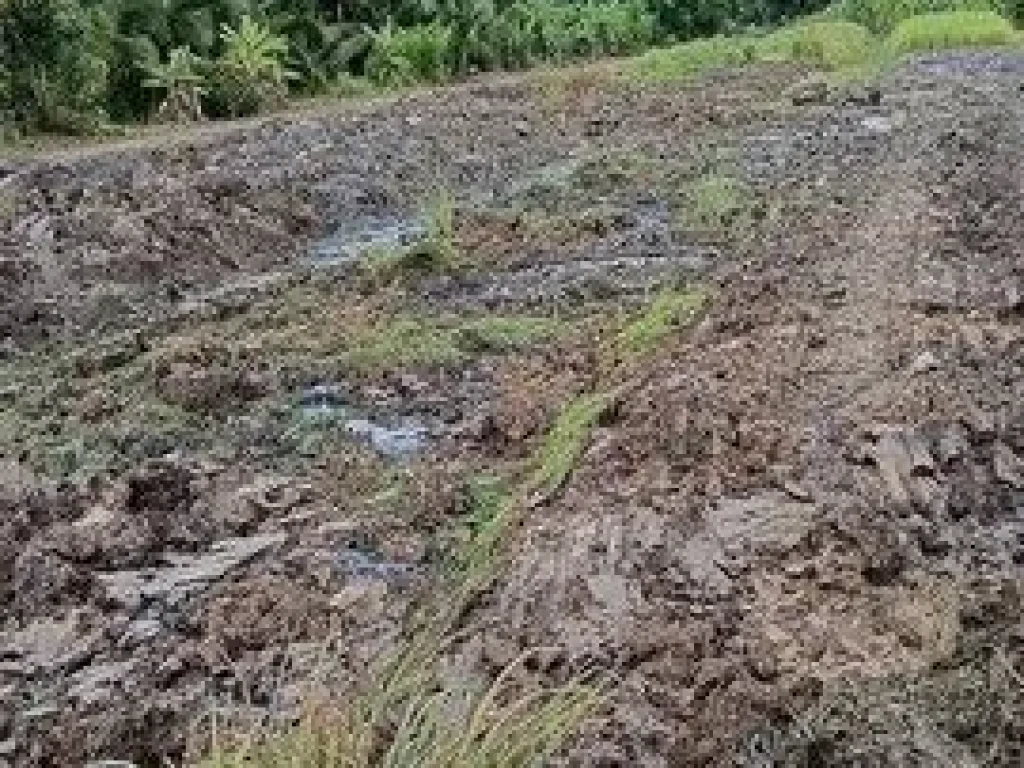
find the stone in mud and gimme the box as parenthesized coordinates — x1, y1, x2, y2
(908, 350, 940, 376)
(874, 431, 913, 512)
(96, 533, 285, 609)
(786, 76, 830, 106)
(993, 442, 1024, 489)
(938, 425, 969, 465)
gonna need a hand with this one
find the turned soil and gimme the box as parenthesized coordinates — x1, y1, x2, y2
(1, 51, 1022, 767)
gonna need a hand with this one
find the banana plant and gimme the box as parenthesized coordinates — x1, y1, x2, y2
(220, 14, 295, 85)
(141, 44, 207, 121)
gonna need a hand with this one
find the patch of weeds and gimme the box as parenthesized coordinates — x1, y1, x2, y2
(532, 64, 615, 115)
(625, 20, 880, 85)
(358, 189, 460, 289)
(201, 647, 602, 768)
(530, 392, 613, 496)
(200, 424, 603, 768)
(624, 34, 761, 83)
(342, 315, 566, 373)
(761, 20, 877, 72)
(741, 651, 1023, 766)
(888, 10, 1018, 53)
(572, 150, 664, 196)
(445, 473, 513, 575)
(614, 287, 708, 361)
(327, 73, 379, 99)
(677, 173, 755, 237)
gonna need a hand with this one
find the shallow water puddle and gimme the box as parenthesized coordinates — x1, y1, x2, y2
(297, 384, 428, 459)
(308, 215, 426, 266)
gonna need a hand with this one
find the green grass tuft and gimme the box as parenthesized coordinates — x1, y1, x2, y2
(360, 189, 460, 288)
(624, 34, 760, 82)
(530, 392, 613, 496)
(615, 288, 708, 360)
(341, 315, 565, 373)
(888, 10, 1018, 52)
(678, 174, 755, 236)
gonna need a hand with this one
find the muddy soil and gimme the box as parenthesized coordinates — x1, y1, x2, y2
(1, 52, 1022, 767)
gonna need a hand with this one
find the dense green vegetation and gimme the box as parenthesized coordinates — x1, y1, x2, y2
(2, 0, 835, 135)
(4, 0, 1021, 136)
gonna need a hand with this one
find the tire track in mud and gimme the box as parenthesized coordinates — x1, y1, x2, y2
(450, 55, 1024, 766)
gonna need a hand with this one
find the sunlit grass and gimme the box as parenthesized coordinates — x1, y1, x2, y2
(889, 10, 1018, 53)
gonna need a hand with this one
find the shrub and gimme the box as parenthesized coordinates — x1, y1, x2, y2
(142, 45, 207, 122)
(206, 15, 293, 117)
(889, 10, 1017, 52)
(366, 19, 452, 87)
(0, 0, 110, 131)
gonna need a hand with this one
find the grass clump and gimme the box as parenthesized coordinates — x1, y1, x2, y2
(889, 10, 1018, 52)
(761, 20, 877, 71)
(200, 388, 611, 768)
(625, 20, 878, 84)
(615, 287, 708, 361)
(342, 315, 566, 373)
(678, 174, 755, 236)
(624, 34, 760, 82)
(360, 189, 460, 288)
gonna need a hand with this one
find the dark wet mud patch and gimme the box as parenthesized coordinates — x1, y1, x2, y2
(418, 199, 716, 313)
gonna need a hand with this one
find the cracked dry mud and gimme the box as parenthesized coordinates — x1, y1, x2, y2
(1, 51, 1022, 767)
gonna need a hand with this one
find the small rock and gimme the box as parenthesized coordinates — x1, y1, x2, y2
(993, 443, 1024, 489)
(117, 619, 164, 650)
(587, 574, 631, 614)
(909, 350, 939, 376)
(823, 287, 847, 308)
(782, 480, 813, 502)
(22, 706, 58, 721)
(938, 426, 968, 464)
(0, 740, 14, 757)
(842, 86, 881, 107)
(904, 431, 935, 476)
(861, 115, 892, 133)
(329, 581, 386, 611)
(875, 432, 912, 511)
(787, 76, 829, 106)
(912, 476, 946, 517)
(514, 120, 531, 137)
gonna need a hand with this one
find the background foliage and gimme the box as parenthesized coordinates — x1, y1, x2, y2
(0, 0, 1018, 133)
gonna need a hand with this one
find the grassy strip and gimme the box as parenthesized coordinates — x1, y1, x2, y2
(625, 10, 1021, 85)
(340, 315, 568, 372)
(838, 0, 1008, 33)
(890, 10, 1019, 51)
(614, 287, 709, 362)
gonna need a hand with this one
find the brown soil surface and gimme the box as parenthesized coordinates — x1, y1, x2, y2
(1, 51, 1022, 767)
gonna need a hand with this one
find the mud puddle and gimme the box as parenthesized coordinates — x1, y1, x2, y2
(295, 383, 429, 460)
(307, 215, 427, 267)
